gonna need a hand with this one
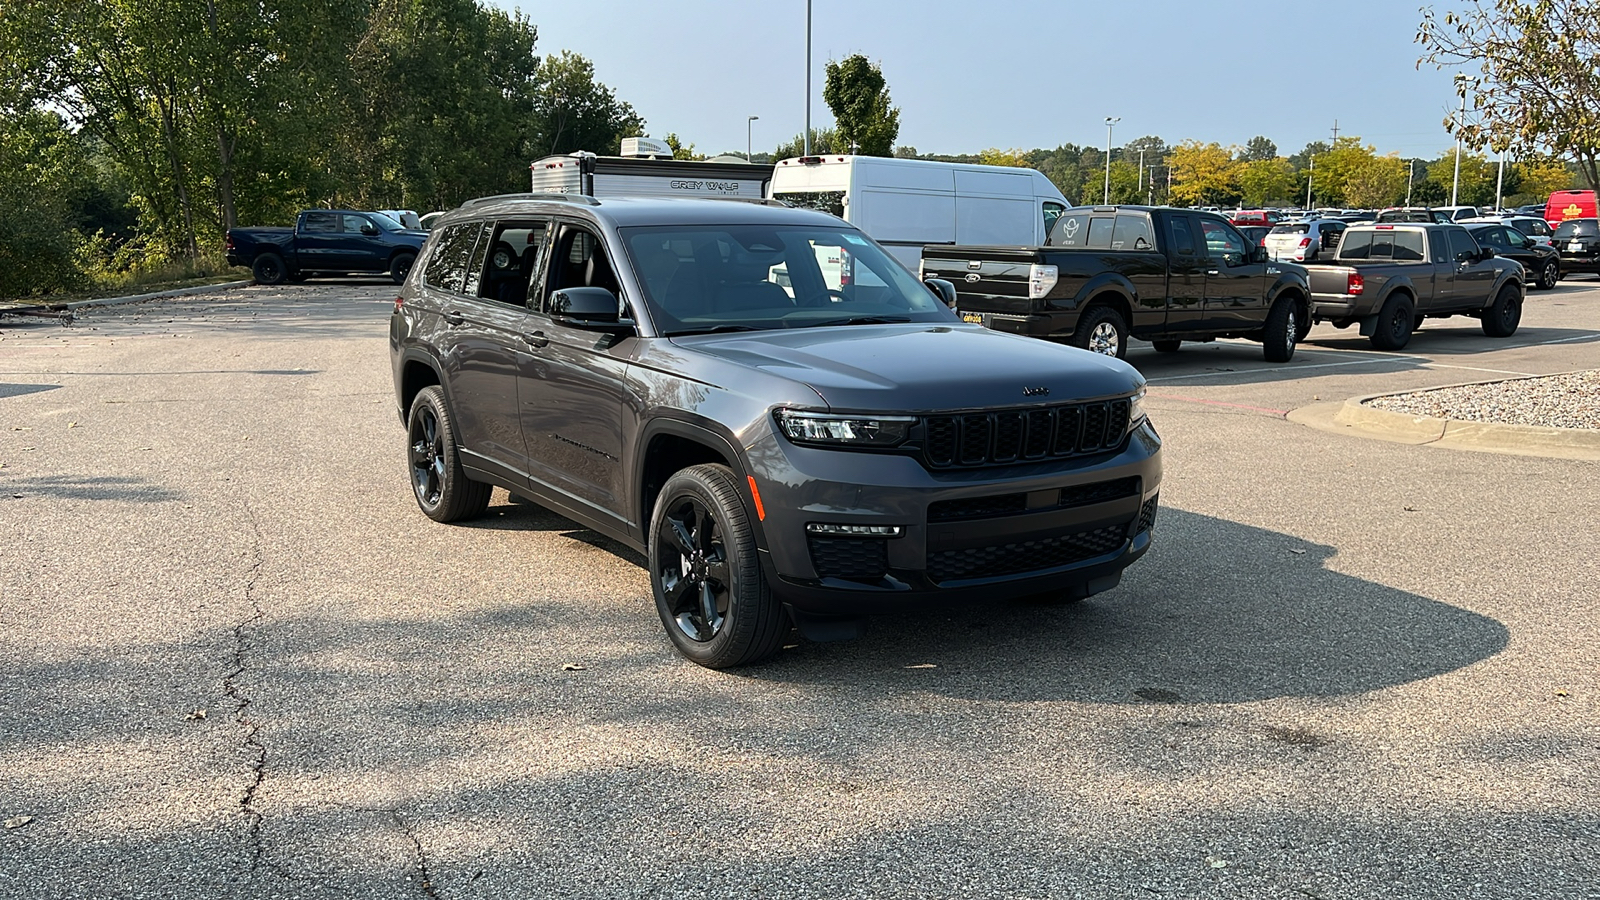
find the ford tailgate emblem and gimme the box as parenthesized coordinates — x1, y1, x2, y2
(965, 273, 980, 282)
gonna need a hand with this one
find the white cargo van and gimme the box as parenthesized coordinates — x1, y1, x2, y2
(768, 155, 1069, 270)
(530, 140, 773, 200)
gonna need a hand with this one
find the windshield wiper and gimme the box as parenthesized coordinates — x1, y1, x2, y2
(669, 324, 765, 336)
(800, 315, 912, 328)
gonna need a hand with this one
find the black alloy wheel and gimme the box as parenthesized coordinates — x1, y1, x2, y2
(1262, 297, 1298, 363)
(1481, 283, 1522, 337)
(649, 464, 786, 668)
(391, 252, 417, 285)
(1539, 260, 1559, 290)
(406, 386, 490, 523)
(252, 253, 287, 286)
(1370, 294, 1415, 351)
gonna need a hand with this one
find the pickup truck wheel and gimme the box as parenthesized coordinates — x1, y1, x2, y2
(390, 252, 417, 285)
(1370, 294, 1415, 351)
(1262, 298, 1298, 362)
(251, 253, 287, 286)
(1538, 260, 1559, 290)
(406, 386, 491, 523)
(1072, 306, 1129, 359)
(1481, 283, 1522, 337)
(649, 464, 787, 668)
(1151, 339, 1181, 353)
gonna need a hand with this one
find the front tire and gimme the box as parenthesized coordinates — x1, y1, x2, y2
(1370, 293, 1415, 351)
(1262, 297, 1298, 363)
(1071, 306, 1130, 359)
(1481, 283, 1522, 337)
(1151, 339, 1181, 353)
(1537, 260, 1559, 290)
(406, 386, 490, 523)
(252, 253, 287, 286)
(649, 464, 787, 668)
(390, 252, 417, 285)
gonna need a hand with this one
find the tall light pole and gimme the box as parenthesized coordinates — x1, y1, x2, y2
(747, 115, 759, 162)
(1306, 156, 1315, 210)
(1495, 150, 1506, 211)
(1103, 116, 1120, 204)
(1406, 158, 1416, 207)
(1138, 148, 1146, 195)
(803, 0, 812, 156)
(1451, 80, 1467, 206)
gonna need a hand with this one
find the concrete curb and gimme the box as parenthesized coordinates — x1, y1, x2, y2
(1287, 388, 1600, 461)
(64, 279, 253, 310)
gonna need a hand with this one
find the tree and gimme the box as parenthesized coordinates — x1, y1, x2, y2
(662, 133, 705, 161)
(822, 54, 899, 156)
(1237, 157, 1296, 206)
(1418, 0, 1600, 193)
(978, 148, 1031, 167)
(1168, 141, 1238, 206)
(772, 127, 839, 160)
(1242, 136, 1278, 162)
(1343, 155, 1407, 208)
(530, 50, 645, 158)
(1512, 155, 1577, 203)
(1428, 148, 1495, 205)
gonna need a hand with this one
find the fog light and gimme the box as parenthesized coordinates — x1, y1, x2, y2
(805, 523, 904, 537)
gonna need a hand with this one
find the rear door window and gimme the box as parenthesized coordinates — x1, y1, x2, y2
(1392, 229, 1425, 261)
(1110, 214, 1154, 250)
(1338, 230, 1373, 259)
(1167, 215, 1196, 256)
(422, 222, 483, 294)
(1085, 217, 1115, 249)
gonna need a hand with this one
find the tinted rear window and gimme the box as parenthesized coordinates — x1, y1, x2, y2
(1270, 224, 1309, 234)
(1554, 219, 1600, 238)
(1339, 228, 1424, 261)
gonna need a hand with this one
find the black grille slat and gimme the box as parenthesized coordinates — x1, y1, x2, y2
(1023, 409, 1054, 458)
(927, 526, 1127, 583)
(809, 537, 888, 580)
(1132, 495, 1159, 536)
(959, 415, 992, 465)
(993, 412, 1024, 462)
(928, 493, 1028, 522)
(1059, 476, 1141, 509)
(922, 398, 1133, 469)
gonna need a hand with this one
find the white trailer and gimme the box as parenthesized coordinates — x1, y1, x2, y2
(530, 143, 773, 200)
(768, 154, 1069, 270)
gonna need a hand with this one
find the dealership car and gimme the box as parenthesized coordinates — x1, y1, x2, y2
(1464, 222, 1561, 289)
(390, 194, 1162, 667)
(1554, 218, 1600, 276)
(1264, 218, 1347, 262)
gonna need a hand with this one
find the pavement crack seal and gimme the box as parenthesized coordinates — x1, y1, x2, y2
(394, 811, 442, 898)
(223, 500, 269, 875)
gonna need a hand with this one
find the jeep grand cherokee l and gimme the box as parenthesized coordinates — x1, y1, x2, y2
(390, 194, 1162, 668)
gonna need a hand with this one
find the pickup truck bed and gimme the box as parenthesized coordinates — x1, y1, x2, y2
(922, 205, 1313, 363)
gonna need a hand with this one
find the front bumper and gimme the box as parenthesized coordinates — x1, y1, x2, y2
(747, 419, 1162, 615)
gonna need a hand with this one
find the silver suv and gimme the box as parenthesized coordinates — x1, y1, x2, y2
(1265, 219, 1347, 262)
(389, 194, 1163, 667)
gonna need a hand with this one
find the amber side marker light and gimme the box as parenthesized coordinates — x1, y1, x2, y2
(747, 476, 766, 521)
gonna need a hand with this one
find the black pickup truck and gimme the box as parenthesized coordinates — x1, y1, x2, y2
(1301, 222, 1525, 350)
(920, 205, 1313, 362)
(225, 209, 428, 285)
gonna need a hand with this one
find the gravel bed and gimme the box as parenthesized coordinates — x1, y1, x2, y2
(1364, 370, 1600, 430)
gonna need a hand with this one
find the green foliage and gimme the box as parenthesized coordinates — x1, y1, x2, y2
(0, 111, 90, 298)
(530, 50, 645, 159)
(1418, 0, 1600, 193)
(1428, 148, 1496, 205)
(1237, 157, 1296, 207)
(822, 55, 900, 156)
(662, 133, 706, 161)
(772, 128, 839, 160)
(1242, 136, 1278, 162)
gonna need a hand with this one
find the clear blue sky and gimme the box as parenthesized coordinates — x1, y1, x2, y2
(501, 0, 1473, 160)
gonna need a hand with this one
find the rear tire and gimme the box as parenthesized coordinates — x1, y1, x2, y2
(390, 252, 417, 285)
(1151, 339, 1181, 353)
(406, 386, 491, 523)
(1481, 283, 1522, 337)
(1370, 293, 1415, 351)
(649, 464, 787, 668)
(1071, 306, 1129, 360)
(252, 253, 287, 286)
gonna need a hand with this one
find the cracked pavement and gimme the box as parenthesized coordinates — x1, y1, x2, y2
(0, 280, 1597, 898)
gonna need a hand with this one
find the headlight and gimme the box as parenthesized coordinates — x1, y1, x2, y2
(775, 409, 915, 447)
(1128, 387, 1148, 431)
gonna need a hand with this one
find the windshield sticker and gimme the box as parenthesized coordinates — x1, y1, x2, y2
(842, 233, 869, 246)
(1063, 218, 1081, 239)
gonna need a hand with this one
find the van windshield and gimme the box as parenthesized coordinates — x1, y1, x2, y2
(620, 223, 955, 336)
(774, 190, 845, 219)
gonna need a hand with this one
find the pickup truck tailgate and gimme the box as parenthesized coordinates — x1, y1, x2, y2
(1304, 263, 1360, 301)
(920, 247, 1042, 317)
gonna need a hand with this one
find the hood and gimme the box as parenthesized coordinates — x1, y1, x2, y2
(672, 324, 1142, 412)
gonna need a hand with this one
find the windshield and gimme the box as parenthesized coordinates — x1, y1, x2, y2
(1553, 219, 1599, 238)
(620, 223, 955, 336)
(367, 212, 404, 231)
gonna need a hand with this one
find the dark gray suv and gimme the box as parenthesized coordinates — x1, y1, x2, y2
(390, 194, 1163, 667)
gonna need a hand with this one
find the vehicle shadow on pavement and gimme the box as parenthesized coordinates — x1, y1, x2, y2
(752, 506, 1509, 704)
(1299, 323, 1599, 357)
(0, 473, 186, 503)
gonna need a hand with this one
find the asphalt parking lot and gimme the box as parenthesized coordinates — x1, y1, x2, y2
(2, 280, 1597, 899)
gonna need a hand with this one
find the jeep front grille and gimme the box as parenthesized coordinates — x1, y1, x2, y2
(923, 399, 1131, 469)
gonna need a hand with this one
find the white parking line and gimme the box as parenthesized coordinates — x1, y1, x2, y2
(1145, 356, 1415, 382)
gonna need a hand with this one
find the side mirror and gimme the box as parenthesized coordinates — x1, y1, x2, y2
(924, 277, 958, 308)
(1250, 246, 1270, 264)
(550, 287, 631, 333)
(360, 223, 378, 236)
(1478, 247, 1497, 262)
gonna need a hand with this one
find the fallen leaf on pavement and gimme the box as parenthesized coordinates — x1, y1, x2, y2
(561, 663, 586, 672)
(3, 816, 32, 829)
(184, 709, 207, 721)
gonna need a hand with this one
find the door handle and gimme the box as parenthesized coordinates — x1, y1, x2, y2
(1206, 270, 1220, 276)
(522, 330, 548, 348)
(442, 311, 464, 326)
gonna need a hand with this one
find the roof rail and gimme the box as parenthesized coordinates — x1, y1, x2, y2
(461, 192, 602, 208)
